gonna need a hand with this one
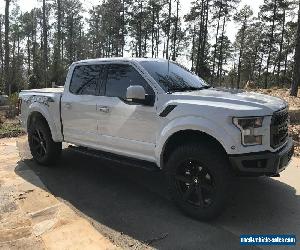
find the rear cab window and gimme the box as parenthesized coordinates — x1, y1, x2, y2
(69, 64, 103, 95)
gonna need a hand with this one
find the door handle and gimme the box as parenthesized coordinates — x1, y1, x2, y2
(65, 103, 72, 109)
(98, 106, 110, 113)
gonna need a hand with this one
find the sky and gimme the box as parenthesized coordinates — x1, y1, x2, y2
(0, 0, 264, 42)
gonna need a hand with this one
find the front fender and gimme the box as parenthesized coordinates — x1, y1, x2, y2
(155, 116, 235, 168)
(26, 102, 63, 142)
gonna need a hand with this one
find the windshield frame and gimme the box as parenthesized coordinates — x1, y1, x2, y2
(139, 60, 210, 93)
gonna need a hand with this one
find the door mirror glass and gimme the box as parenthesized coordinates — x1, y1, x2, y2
(126, 85, 146, 100)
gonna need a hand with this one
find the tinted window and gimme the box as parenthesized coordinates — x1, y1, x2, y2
(140, 61, 210, 92)
(70, 65, 102, 95)
(105, 64, 153, 99)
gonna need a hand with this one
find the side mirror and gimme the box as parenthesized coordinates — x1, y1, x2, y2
(126, 85, 146, 100)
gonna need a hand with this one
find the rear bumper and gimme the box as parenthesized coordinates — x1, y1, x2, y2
(229, 137, 294, 176)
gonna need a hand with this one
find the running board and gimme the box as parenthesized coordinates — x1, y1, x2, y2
(68, 145, 159, 172)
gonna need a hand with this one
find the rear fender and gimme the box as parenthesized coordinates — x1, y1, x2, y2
(26, 102, 63, 142)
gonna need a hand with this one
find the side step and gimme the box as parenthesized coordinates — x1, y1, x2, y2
(68, 145, 160, 172)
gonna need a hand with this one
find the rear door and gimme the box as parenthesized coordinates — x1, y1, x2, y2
(61, 64, 104, 145)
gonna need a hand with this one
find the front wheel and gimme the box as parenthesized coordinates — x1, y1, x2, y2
(165, 143, 232, 221)
(28, 119, 62, 166)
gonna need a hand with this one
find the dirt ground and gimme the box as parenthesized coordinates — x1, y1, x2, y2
(290, 124, 300, 157)
(0, 109, 24, 139)
(256, 88, 300, 110)
(0, 136, 119, 250)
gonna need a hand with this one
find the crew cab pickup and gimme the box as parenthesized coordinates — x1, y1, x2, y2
(19, 58, 294, 220)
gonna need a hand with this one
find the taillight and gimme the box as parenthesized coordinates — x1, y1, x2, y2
(17, 98, 22, 115)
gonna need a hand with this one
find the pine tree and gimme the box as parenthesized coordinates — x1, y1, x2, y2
(233, 5, 253, 88)
(4, 0, 10, 94)
(291, 0, 300, 96)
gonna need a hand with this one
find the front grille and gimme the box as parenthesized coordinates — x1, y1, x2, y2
(270, 108, 289, 148)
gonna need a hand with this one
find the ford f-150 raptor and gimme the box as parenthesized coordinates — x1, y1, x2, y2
(19, 58, 294, 220)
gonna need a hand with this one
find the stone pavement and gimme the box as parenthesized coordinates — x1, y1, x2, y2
(0, 137, 119, 250)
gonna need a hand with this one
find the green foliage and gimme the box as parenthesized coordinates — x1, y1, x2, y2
(8, 92, 19, 107)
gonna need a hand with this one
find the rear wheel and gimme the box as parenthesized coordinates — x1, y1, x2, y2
(165, 143, 232, 221)
(28, 119, 62, 166)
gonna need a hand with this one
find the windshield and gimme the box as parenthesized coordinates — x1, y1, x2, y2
(139, 61, 210, 93)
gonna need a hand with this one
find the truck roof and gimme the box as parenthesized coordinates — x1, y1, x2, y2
(73, 57, 168, 65)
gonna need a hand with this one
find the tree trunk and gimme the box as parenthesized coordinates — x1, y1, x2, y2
(144, 29, 147, 56)
(27, 37, 31, 76)
(283, 41, 289, 85)
(61, 7, 65, 62)
(277, 8, 285, 86)
(138, 1, 143, 57)
(237, 17, 246, 89)
(200, 0, 209, 72)
(217, 16, 226, 85)
(172, 0, 179, 61)
(156, 9, 160, 58)
(0, 17, 3, 88)
(264, 0, 277, 88)
(212, 1, 222, 78)
(4, 0, 10, 95)
(11, 35, 15, 86)
(42, 0, 48, 87)
(57, 0, 62, 61)
(258, 54, 263, 82)
(151, 5, 155, 58)
(250, 45, 258, 81)
(166, 0, 172, 59)
(122, 0, 125, 57)
(69, 16, 74, 62)
(191, 25, 196, 71)
(195, 0, 205, 74)
(291, 0, 300, 96)
(16, 29, 20, 91)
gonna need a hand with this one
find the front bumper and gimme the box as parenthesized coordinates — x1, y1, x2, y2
(229, 137, 294, 176)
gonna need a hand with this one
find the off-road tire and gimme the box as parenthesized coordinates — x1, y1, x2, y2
(165, 143, 232, 221)
(28, 119, 62, 166)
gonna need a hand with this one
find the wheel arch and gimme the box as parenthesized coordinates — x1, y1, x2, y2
(160, 129, 228, 169)
(156, 116, 236, 169)
(25, 100, 63, 142)
(27, 111, 55, 141)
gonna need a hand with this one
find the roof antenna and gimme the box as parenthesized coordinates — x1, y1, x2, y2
(168, 55, 170, 73)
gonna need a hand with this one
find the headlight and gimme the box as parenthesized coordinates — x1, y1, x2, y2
(233, 117, 264, 146)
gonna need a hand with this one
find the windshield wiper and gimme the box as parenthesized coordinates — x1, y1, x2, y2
(200, 85, 211, 90)
(168, 86, 211, 93)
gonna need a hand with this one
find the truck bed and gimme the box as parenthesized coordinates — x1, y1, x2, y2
(19, 88, 64, 142)
(21, 87, 64, 94)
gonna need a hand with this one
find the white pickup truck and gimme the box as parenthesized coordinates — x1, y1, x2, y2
(19, 58, 294, 220)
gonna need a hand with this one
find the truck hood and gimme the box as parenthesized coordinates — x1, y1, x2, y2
(172, 88, 287, 114)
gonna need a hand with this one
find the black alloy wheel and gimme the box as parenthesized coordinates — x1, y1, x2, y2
(30, 128, 48, 159)
(175, 159, 215, 208)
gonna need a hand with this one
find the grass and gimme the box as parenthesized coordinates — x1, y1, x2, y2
(0, 122, 25, 139)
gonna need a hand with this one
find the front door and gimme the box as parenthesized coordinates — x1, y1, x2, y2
(97, 63, 159, 160)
